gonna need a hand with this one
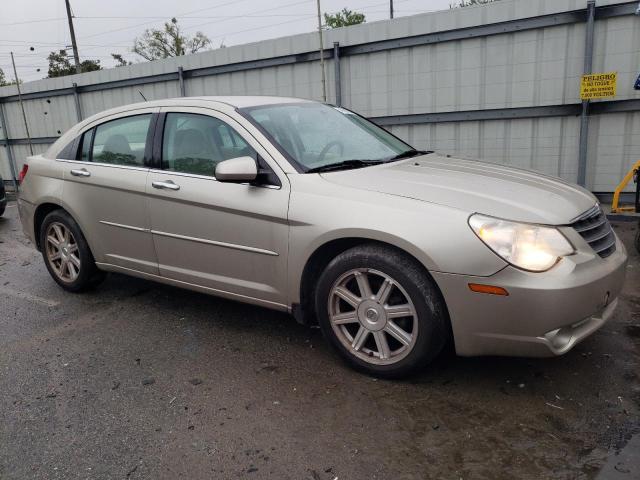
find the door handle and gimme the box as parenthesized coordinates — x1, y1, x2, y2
(70, 168, 90, 177)
(152, 180, 180, 191)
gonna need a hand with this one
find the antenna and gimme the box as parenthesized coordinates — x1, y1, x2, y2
(138, 90, 148, 101)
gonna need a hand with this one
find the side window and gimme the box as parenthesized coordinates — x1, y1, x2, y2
(162, 113, 256, 177)
(58, 138, 78, 160)
(92, 114, 152, 166)
(78, 129, 94, 162)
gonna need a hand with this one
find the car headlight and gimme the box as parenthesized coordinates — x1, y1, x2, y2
(468, 214, 574, 272)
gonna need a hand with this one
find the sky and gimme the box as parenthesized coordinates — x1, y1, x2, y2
(0, 0, 455, 83)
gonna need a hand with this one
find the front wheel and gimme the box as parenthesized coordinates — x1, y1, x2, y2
(40, 210, 105, 292)
(315, 244, 449, 378)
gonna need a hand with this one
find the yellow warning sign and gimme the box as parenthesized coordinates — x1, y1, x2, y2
(580, 72, 617, 100)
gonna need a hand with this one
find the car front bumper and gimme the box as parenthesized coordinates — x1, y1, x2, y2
(432, 234, 628, 357)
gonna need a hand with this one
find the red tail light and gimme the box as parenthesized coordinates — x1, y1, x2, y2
(18, 164, 29, 185)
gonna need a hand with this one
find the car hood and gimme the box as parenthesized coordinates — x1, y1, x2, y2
(320, 154, 597, 225)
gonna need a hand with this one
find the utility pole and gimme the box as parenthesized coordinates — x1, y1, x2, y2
(64, 0, 81, 74)
(10, 52, 33, 155)
(316, 0, 327, 102)
(390, 0, 394, 19)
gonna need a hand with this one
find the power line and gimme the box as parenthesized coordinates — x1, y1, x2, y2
(2, 0, 433, 82)
(182, 0, 314, 32)
(77, 0, 258, 41)
(0, 39, 130, 48)
(77, 14, 317, 20)
(77, 0, 317, 53)
(184, 0, 415, 40)
(199, 16, 315, 41)
(0, 17, 66, 27)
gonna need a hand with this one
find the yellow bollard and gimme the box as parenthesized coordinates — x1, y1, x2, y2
(611, 159, 640, 213)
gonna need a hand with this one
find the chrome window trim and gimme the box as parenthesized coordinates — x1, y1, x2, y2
(147, 168, 281, 190)
(56, 158, 150, 173)
(56, 159, 281, 188)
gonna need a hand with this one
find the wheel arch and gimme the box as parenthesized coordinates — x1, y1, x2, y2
(34, 202, 65, 250)
(295, 236, 450, 336)
(33, 200, 93, 254)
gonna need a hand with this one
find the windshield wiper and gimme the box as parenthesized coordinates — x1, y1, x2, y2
(386, 149, 432, 162)
(306, 159, 384, 173)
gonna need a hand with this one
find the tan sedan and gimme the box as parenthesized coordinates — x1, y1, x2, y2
(17, 97, 627, 377)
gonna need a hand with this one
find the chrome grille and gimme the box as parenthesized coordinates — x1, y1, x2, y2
(570, 205, 616, 258)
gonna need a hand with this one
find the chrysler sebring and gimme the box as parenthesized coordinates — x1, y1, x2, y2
(17, 97, 627, 377)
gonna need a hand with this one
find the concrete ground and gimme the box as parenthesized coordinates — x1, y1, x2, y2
(0, 202, 639, 480)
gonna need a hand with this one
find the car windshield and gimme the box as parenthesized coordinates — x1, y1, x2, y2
(239, 103, 417, 172)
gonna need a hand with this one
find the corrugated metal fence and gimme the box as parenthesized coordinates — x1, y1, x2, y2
(1, 0, 639, 194)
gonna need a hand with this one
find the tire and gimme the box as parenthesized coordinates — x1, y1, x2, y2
(39, 209, 105, 292)
(315, 244, 448, 378)
(0, 205, 5, 217)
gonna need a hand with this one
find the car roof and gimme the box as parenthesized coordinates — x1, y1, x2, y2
(75, 96, 316, 132)
(108, 95, 314, 111)
(45, 96, 319, 160)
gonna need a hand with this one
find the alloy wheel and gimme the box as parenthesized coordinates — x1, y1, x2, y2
(45, 222, 81, 283)
(328, 268, 418, 365)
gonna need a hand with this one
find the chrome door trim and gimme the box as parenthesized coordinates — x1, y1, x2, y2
(150, 229, 279, 256)
(147, 168, 282, 189)
(57, 158, 150, 173)
(99, 220, 150, 233)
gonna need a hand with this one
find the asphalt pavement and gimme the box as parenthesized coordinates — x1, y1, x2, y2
(1, 202, 639, 479)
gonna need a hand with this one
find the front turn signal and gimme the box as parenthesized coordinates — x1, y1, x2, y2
(468, 283, 509, 296)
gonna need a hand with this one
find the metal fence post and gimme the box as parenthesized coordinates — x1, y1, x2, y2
(0, 102, 19, 191)
(178, 67, 186, 97)
(72, 82, 82, 121)
(333, 42, 342, 107)
(577, 0, 596, 187)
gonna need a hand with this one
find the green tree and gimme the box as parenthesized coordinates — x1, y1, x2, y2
(132, 17, 211, 61)
(0, 68, 22, 86)
(111, 53, 132, 67)
(324, 8, 365, 28)
(47, 50, 101, 78)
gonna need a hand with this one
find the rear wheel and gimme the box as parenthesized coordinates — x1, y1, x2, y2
(315, 244, 448, 378)
(40, 210, 105, 292)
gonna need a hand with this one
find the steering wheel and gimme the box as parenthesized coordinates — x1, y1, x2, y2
(317, 141, 345, 163)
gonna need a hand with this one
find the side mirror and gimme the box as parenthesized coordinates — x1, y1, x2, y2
(215, 156, 258, 183)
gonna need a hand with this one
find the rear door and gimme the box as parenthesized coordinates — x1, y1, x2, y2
(145, 107, 290, 308)
(60, 108, 159, 274)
